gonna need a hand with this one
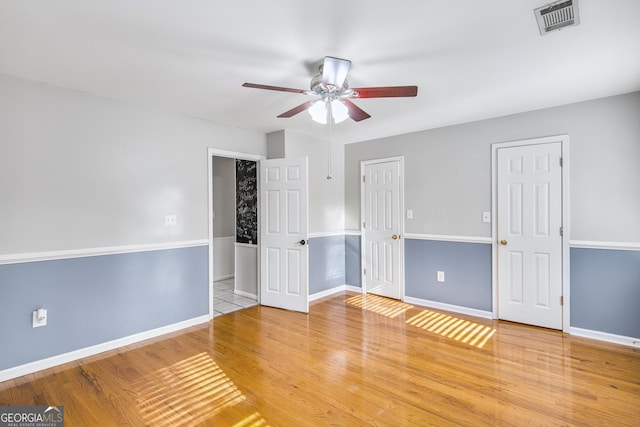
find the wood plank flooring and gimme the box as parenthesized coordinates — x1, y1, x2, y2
(1, 292, 639, 426)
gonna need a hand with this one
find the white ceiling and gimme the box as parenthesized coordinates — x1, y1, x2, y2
(1, 0, 639, 144)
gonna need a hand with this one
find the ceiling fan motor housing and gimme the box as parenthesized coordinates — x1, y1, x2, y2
(310, 73, 348, 95)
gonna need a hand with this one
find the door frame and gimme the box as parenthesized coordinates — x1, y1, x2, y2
(207, 148, 265, 320)
(360, 156, 406, 300)
(490, 135, 570, 332)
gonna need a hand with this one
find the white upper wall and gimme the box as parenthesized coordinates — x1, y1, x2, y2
(269, 130, 345, 234)
(211, 156, 236, 238)
(0, 74, 266, 255)
(345, 91, 640, 243)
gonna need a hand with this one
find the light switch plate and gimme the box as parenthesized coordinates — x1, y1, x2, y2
(164, 214, 177, 227)
(482, 212, 491, 223)
(407, 209, 414, 219)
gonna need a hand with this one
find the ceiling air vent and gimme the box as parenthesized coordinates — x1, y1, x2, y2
(534, 0, 580, 35)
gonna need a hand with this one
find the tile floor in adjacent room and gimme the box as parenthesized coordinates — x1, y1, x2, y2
(213, 278, 258, 317)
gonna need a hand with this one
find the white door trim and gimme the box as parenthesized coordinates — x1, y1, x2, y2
(490, 135, 570, 332)
(360, 156, 405, 300)
(207, 148, 265, 320)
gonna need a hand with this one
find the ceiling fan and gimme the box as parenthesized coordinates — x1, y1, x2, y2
(242, 56, 418, 123)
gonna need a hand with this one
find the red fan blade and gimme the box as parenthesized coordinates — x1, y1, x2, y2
(351, 86, 418, 98)
(243, 83, 305, 94)
(277, 100, 316, 118)
(341, 99, 371, 122)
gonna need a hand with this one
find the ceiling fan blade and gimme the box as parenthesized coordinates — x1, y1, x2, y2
(341, 99, 371, 122)
(351, 86, 418, 98)
(242, 82, 305, 94)
(277, 100, 316, 118)
(323, 56, 351, 88)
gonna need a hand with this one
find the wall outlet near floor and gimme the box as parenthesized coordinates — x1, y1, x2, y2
(437, 271, 445, 282)
(32, 308, 47, 328)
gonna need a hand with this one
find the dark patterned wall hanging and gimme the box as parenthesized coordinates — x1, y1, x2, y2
(235, 159, 258, 244)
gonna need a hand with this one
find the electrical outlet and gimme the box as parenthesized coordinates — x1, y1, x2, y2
(32, 308, 47, 328)
(437, 271, 445, 282)
(164, 214, 177, 227)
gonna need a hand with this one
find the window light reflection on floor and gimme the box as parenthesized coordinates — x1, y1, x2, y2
(232, 411, 270, 427)
(406, 310, 496, 348)
(346, 293, 496, 349)
(345, 294, 414, 318)
(132, 352, 267, 426)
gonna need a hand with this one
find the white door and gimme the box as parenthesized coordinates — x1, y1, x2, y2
(362, 160, 403, 300)
(260, 157, 309, 313)
(497, 142, 563, 329)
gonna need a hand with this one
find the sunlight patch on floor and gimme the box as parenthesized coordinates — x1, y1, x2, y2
(133, 352, 267, 426)
(406, 310, 496, 348)
(233, 411, 270, 426)
(346, 294, 414, 318)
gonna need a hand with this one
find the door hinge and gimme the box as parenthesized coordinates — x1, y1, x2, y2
(560, 157, 563, 167)
(362, 175, 366, 183)
(363, 268, 366, 276)
(363, 222, 366, 229)
(560, 296, 564, 306)
(560, 226, 563, 236)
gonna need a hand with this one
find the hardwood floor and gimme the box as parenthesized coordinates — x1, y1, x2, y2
(1, 292, 639, 426)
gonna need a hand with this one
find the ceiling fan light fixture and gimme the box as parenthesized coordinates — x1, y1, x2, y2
(331, 99, 349, 123)
(308, 99, 349, 124)
(308, 100, 327, 124)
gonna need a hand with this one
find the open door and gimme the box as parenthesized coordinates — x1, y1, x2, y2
(259, 157, 309, 313)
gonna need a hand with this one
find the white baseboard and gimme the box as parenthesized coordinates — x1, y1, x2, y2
(234, 289, 257, 299)
(0, 315, 210, 383)
(309, 285, 363, 302)
(403, 297, 494, 319)
(568, 327, 640, 348)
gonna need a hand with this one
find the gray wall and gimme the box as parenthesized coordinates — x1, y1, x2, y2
(570, 248, 640, 338)
(0, 246, 208, 370)
(345, 92, 640, 243)
(0, 73, 266, 255)
(345, 235, 362, 287)
(0, 73, 265, 373)
(345, 91, 640, 338)
(309, 235, 345, 295)
(405, 239, 492, 311)
(212, 156, 236, 238)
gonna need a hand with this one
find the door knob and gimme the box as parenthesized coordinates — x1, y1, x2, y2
(392, 234, 399, 240)
(500, 239, 508, 245)
(297, 239, 307, 246)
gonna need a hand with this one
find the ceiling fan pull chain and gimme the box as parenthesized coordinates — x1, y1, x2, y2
(327, 100, 333, 180)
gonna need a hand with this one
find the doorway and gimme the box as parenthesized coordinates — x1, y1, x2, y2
(207, 148, 264, 319)
(360, 157, 405, 300)
(492, 135, 569, 330)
